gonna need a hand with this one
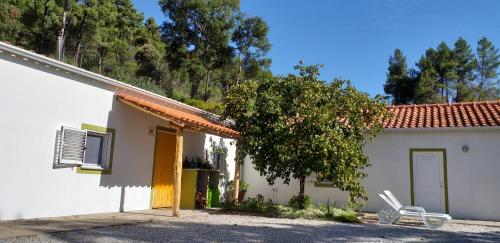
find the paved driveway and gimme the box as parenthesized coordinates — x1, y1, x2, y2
(2, 211, 500, 242)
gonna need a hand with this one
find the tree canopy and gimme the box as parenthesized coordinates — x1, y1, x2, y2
(384, 37, 499, 105)
(0, 0, 271, 114)
(224, 64, 388, 208)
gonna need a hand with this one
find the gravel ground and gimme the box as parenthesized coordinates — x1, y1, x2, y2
(4, 213, 500, 242)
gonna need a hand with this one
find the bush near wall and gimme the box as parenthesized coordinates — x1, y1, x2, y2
(220, 194, 360, 223)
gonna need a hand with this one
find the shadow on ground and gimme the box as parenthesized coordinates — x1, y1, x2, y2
(30, 218, 500, 242)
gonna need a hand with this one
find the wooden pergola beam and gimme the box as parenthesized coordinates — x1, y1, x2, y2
(233, 143, 241, 202)
(172, 128, 184, 217)
(118, 97, 186, 128)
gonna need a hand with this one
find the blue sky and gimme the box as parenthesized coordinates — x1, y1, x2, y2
(131, 0, 500, 96)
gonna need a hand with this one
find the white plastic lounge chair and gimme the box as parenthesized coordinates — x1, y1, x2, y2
(378, 190, 451, 229)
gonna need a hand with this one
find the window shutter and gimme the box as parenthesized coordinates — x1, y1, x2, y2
(58, 126, 87, 165)
(101, 133, 113, 168)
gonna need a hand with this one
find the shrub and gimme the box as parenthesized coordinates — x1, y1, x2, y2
(288, 195, 312, 209)
(220, 195, 360, 223)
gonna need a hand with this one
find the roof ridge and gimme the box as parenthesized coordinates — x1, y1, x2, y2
(388, 100, 500, 109)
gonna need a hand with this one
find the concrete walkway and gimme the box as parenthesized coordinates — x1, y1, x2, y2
(4, 211, 500, 242)
(0, 209, 206, 240)
(2, 210, 500, 241)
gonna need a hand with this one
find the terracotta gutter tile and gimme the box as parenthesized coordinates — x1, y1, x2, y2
(458, 104, 471, 127)
(452, 105, 463, 127)
(432, 106, 440, 127)
(490, 102, 500, 124)
(396, 107, 407, 128)
(474, 104, 487, 126)
(445, 105, 454, 127)
(402, 106, 412, 128)
(424, 105, 432, 128)
(465, 105, 479, 127)
(417, 106, 425, 128)
(479, 104, 495, 126)
(387, 107, 399, 128)
(439, 105, 446, 127)
(410, 105, 418, 128)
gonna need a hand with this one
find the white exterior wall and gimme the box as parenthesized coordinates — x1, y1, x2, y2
(243, 129, 500, 220)
(243, 156, 350, 207)
(0, 54, 236, 220)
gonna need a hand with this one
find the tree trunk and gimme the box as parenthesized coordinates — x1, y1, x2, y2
(74, 12, 87, 64)
(57, 0, 69, 60)
(204, 70, 211, 101)
(445, 79, 449, 102)
(298, 176, 306, 209)
(38, 0, 51, 53)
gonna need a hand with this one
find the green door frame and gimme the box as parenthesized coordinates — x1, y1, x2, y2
(409, 148, 449, 213)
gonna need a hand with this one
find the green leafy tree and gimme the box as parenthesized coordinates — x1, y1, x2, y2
(224, 64, 388, 209)
(415, 50, 443, 104)
(452, 37, 477, 102)
(135, 17, 172, 95)
(0, 1, 23, 44)
(434, 42, 458, 102)
(0, 0, 272, 112)
(159, 0, 239, 100)
(476, 37, 500, 100)
(232, 16, 271, 84)
(383, 49, 415, 104)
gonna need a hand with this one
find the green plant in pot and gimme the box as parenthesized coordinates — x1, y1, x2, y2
(228, 180, 250, 203)
(238, 181, 249, 203)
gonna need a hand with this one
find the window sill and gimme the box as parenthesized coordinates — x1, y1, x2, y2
(77, 165, 111, 175)
(314, 181, 336, 188)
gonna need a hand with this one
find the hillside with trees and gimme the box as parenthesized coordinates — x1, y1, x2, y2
(0, 0, 271, 114)
(384, 37, 500, 105)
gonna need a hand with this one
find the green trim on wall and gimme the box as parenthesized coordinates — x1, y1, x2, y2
(409, 148, 449, 214)
(314, 181, 336, 188)
(77, 123, 116, 175)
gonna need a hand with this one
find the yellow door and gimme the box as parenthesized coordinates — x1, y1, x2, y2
(151, 129, 176, 208)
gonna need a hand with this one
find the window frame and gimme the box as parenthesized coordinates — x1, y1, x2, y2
(77, 123, 116, 175)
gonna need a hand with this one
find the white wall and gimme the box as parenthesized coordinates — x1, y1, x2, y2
(0, 54, 236, 220)
(243, 161, 350, 207)
(242, 129, 500, 220)
(363, 129, 500, 220)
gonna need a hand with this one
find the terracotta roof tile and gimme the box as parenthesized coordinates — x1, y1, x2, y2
(117, 94, 239, 137)
(385, 100, 500, 129)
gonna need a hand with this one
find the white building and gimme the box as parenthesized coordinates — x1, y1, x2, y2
(1, 40, 499, 222)
(0, 42, 238, 221)
(244, 101, 500, 221)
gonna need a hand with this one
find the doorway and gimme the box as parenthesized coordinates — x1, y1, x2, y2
(151, 127, 177, 208)
(410, 149, 449, 213)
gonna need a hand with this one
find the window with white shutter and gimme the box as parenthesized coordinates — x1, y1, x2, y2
(58, 126, 87, 165)
(56, 124, 115, 173)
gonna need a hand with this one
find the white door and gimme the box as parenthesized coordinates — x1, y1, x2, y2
(412, 151, 445, 213)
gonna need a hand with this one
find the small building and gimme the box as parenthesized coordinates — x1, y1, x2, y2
(244, 101, 500, 221)
(0, 42, 238, 221)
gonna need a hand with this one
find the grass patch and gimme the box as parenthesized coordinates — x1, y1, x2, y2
(220, 194, 360, 223)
